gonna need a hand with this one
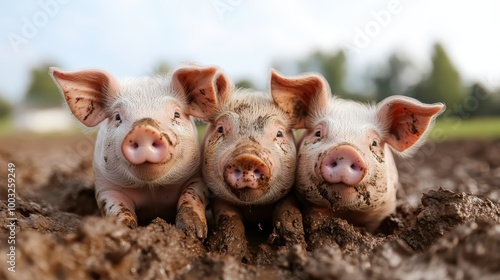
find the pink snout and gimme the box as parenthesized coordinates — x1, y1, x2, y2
(223, 154, 270, 190)
(121, 124, 168, 165)
(320, 145, 367, 186)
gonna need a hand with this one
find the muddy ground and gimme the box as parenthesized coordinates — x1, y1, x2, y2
(0, 134, 499, 279)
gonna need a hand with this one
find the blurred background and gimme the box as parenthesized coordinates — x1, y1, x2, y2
(1, 0, 499, 138)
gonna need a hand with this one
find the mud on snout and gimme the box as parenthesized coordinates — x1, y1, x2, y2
(222, 151, 272, 203)
(316, 182, 373, 211)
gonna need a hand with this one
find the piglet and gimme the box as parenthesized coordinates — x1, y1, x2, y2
(202, 71, 306, 259)
(50, 65, 224, 239)
(271, 70, 445, 233)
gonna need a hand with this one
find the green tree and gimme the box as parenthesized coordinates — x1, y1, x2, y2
(493, 89, 500, 116)
(152, 62, 171, 76)
(24, 63, 62, 107)
(297, 49, 369, 101)
(298, 50, 346, 95)
(235, 79, 255, 89)
(0, 96, 12, 119)
(273, 49, 374, 101)
(412, 43, 465, 112)
(372, 53, 414, 102)
(467, 83, 500, 117)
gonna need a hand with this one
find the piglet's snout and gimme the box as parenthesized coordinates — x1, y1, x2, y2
(121, 124, 168, 165)
(321, 145, 367, 186)
(224, 154, 270, 190)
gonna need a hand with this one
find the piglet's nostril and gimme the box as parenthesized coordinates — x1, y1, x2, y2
(253, 168, 265, 178)
(320, 145, 367, 186)
(121, 124, 169, 165)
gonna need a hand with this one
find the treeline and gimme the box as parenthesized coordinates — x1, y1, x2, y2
(0, 62, 63, 120)
(271, 42, 500, 118)
(1, 42, 499, 121)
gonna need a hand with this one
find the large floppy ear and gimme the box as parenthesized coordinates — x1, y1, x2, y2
(171, 65, 231, 119)
(377, 95, 445, 156)
(49, 67, 119, 127)
(270, 69, 330, 129)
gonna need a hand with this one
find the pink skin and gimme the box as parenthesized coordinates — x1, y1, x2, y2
(202, 90, 297, 210)
(50, 65, 227, 239)
(121, 124, 169, 165)
(202, 80, 304, 254)
(271, 70, 445, 233)
(320, 145, 367, 186)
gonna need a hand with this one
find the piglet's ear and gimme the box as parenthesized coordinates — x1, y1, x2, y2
(172, 66, 231, 119)
(270, 69, 330, 129)
(377, 95, 445, 156)
(49, 67, 119, 127)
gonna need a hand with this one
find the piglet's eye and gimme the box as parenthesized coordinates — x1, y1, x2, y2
(315, 131, 321, 137)
(174, 112, 180, 118)
(372, 140, 378, 147)
(115, 114, 121, 121)
(217, 126, 224, 133)
(276, 131, 283, 137)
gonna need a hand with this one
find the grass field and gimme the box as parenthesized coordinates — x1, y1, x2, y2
(0, 117, 13, 135)
(431, 117, 500, 140)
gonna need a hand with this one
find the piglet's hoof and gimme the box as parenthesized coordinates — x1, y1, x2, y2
(117, 210, 138, 229)
(176, 206, 208, 240)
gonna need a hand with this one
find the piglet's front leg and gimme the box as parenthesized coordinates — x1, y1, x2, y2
(176, 177, 209, 240)
(206, 198, 250, 262)
(94, 170, 138, 228)
(96, 189, 138, 228)
(269, 194, 306, 249)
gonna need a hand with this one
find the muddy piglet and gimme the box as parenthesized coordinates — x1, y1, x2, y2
(202, 71, 307, 259)
(271, 71, 445, 233)
(50, 66, 223, 239)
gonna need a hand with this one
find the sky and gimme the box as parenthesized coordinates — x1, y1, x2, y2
(1, 0, 500, 104)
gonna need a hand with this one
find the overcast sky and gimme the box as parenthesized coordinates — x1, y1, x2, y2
(1, 0, 499, 104)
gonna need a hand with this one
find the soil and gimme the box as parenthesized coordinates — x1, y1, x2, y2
(1, 134, 500, 279)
